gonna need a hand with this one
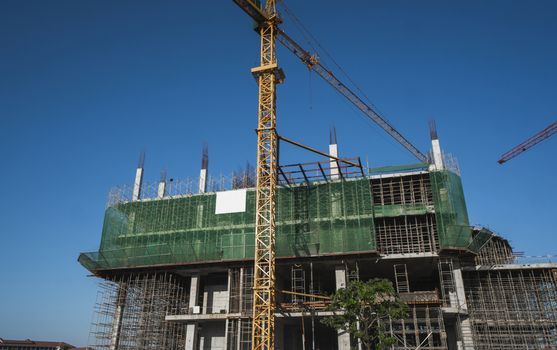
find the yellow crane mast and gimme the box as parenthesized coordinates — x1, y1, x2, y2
(234, 0, 285, 349)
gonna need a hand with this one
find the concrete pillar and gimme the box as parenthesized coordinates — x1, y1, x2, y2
(109, 285, 127, 350)
(431, 139, 444, 170)
(196, 146, 207, 227)
(452, 268, 467, 312)
(158, 170, 166, 199)
(452, 262, 474, 350)
(335, 265, 350, 350)
(157, 181, 166, 198)
(199, 144, 208, 193)
(329, 127, 339, 180)
(132, 169, 143, 201)
(428, 121, 444, 171)
(459, 318, 475, 350)
(185, 275, 200, 350)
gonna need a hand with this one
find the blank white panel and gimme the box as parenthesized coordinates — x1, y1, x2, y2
(215, 189, 247, 214)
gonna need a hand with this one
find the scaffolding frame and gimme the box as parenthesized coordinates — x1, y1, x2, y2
(376, 214, 439, 255)
(371, 173, 433, 207)
(464, 268, 557, 349)
(89, 273, 188, 350)
(388, 306, 447, 349)
(474, 236, 514, 265)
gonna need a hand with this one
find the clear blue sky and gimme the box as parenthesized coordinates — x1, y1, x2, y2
(1, 0, 556, 346)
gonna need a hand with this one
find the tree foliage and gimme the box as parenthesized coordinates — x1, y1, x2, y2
(322, 279, 408, 350)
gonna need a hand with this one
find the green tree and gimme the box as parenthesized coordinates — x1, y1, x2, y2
(322, 279, 408, 350)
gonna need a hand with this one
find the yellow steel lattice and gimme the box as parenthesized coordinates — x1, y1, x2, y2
(251, 1, 281, 349)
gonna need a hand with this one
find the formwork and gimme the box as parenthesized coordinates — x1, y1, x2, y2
(463, 267, 557, 349)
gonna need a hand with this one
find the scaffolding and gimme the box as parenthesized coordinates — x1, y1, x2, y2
(371, 173, 433, 207)
(394, 264, 410, 293)
(225, 267, 254, 350)
(291, 265, 306, 303)
(438, 259, 456, 308)
(474, 234, 514, 265)
(375, 215, 439, 254)
(89, 273, 188, 350)
(464, 267, 557, 349)
(388, 306, 447, 349)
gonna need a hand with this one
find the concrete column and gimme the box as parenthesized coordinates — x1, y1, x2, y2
(431, 139, 444, 170)
(132, 152, 145, 201)
(199, 144, 208, 193)
(329, 127, 339, 180)
(199, 169, 207, 193)
(459, 318, 475, 350)
(452, 268, 467, 312)
(185, 276, 200, 350)
(132, 167, 144, 201)
(428, 121, 444, 171)
(335, 265, 350, 350)
(109, 285, 127, 350)
(452, 262, 474, 350)
(157, 181, 166, 198)
(157, 170, 167, 199)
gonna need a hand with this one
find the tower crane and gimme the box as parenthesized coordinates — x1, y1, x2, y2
(498, 121, 556, 164)
(234, 1, 282, 350)
(232, 1, 428, 348)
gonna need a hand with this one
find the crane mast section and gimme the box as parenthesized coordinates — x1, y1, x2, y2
(235, 0, 282, 349)
(277, 29, 428, 163)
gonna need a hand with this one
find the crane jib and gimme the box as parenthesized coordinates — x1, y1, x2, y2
(275, 29, 427, 162)
(232, 1, 429, 163)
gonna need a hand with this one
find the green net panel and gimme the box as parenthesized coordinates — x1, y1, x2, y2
(429, 170, 473, 250)
(79, 178, 376, 271)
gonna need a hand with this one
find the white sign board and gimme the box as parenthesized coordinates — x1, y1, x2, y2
(215, 189, 247, 214)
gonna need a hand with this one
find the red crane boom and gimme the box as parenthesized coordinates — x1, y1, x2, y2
(498, 121, 557, 164)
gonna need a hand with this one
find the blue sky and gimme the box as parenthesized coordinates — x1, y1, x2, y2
(1, 0, 556, 346)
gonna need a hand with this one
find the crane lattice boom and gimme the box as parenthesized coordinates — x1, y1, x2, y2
(276, 29, 428, 163)
(498, 121, 557, 164)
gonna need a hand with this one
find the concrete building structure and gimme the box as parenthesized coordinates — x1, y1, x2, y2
(79, 136, 557, 350)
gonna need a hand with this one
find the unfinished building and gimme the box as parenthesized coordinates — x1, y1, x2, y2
(79, 134, 557, 349)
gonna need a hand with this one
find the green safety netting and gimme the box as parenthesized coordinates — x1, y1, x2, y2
(79, 177, 376, 271)
(429, 170, 472, 249)
(468, 227, 495, 253)
(79, 166, 480, 273)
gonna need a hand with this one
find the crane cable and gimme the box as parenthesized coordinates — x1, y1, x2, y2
(278, 0, 377, 109)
